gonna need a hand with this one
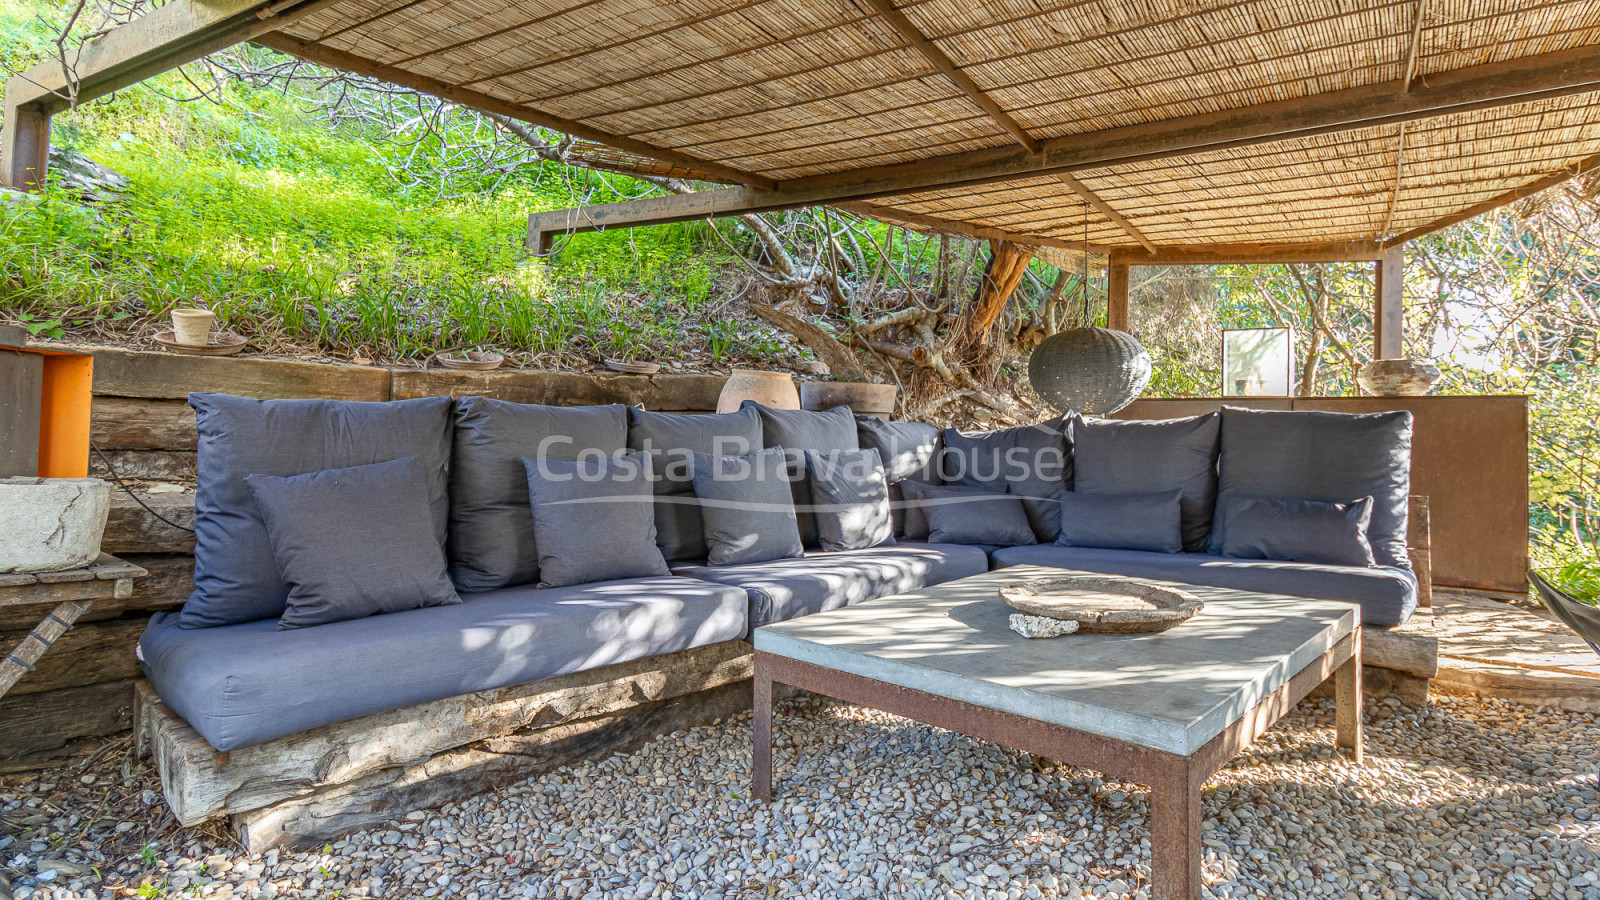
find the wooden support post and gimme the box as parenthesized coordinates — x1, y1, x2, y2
(1107, 263, 1131, 332)
(1, 98, 50, 191)
(1374, 249, 1404, 360)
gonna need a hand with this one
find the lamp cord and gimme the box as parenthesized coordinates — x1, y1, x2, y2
(91, 442, 196, 533)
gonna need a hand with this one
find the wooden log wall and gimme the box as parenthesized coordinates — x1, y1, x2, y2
(1, 347, 731, 770)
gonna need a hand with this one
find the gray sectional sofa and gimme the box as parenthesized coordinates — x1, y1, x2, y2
(139, 393, 1420, 754)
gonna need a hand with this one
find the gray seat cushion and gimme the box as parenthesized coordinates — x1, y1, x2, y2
(183, 393, 454, 628)
(674, 542, 990, 634)
(1071, 412, 1219, 552)
(989, 543, 1418, 627)
(627, 406, 763, 560)
(1213, 407, 1412, 569)
(854, 417, 941, 539)
(744, 402, 859, 548)
(449, 399, 628, 591)
(941, 418, 1070, 542)
(140, 577, 748, 751)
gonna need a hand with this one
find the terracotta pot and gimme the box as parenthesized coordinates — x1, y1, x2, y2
(1357, 358, 1441, 396)
(799, 381, 897, 417)
(170, 308, 215, 347)
(717, 369, 799, 413)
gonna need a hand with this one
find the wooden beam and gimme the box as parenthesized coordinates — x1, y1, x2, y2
(515, 43, 1600, 240)
(1374, 248, 1404, 360)
(4, 0, 344, 113)
(857, 0, 1039, 154)
(1106, 263, 1130, 331)
(1055, 172, 1158, 252)
(1402, 0, 1429, 92)
(1384, 151, 1600, 246)
(252, 33, 773, 190)
(2, 0, 350, 189)
(1111, 240, 1387, 266)
(1379, 122, 1407, 239)
(0, 101, 49, 191)
(527, 195, 1121, 255)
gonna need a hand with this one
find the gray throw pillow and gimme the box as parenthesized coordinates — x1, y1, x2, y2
(1212, 407, 1412, 568)
(450, 398, 628, 591)
(183, 393, 454, 629)
(627, 406, 763, 560)
(1220, 495, 1377, 567)
(744, 401, 859, 548)
(1070, 412, 1219, 552)
(522, 450, 671, 588)
(690, 447, 805, 566)
(901, 481, 1037, 546)
(855, 416, 941, 539)
(941, 418, 1070, 542)
(1056, 490, 1184, 554)
(246, 456, 461, 631)
(805, 448, 896, 552)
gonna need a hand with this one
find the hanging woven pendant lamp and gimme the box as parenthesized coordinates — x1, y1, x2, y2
(1027, 208, 1151, 415)
(1028, 327, 1152, 415)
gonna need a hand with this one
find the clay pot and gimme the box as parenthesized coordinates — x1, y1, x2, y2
(717, 369, 799, 413)
(799, 381, 897, 417)
(1357, 358, 1441, 396)
(170, 308, 215, 347)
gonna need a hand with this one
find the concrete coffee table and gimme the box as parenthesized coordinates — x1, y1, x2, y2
(751, 565, 1362, 900)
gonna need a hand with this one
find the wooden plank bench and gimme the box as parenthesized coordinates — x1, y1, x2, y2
(135, 641, 755, 852)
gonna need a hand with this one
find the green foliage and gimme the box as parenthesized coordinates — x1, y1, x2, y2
(1546, 561, 1600, 607)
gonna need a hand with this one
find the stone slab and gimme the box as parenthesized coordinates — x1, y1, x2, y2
(755, 566, 1357, 756)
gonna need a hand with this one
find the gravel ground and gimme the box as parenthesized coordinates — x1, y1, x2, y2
(2, 691, 1597, 900)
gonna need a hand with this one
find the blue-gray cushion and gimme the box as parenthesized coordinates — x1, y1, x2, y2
(990, 543, 1418, 627)
(1220, 495, 1376, 567)
(140, 575, 748, 751)
(690, 447, 805, 566)
(627, 406, 763, 560)
(182, 393, 453, 629)
(744, 401, 859, 548)
(804, 448, 895, 551)
(246, 456, 461, 630)
(673, 542, 990, 634)
(450, 399, 628, 591)
(1212, 407, 1412, 569)
(523, 450, 670, 588)
(1071, 412, 1219, 552)
(941, 418, 1070, 541)
(854, 416, 941, 539)
(901, 481, 1037, 546)
(1056, 489, 1184, 554)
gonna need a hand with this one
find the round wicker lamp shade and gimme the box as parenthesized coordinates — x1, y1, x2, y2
(1028, 327, 1153, 415)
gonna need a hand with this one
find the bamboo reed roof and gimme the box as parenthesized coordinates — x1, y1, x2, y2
(272, 0, 1600, 250)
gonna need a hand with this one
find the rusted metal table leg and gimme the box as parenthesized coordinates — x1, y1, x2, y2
(752, 654, 773, 801)
(1335, 628, 1364, 764)
(1148, 763, 1202, 900)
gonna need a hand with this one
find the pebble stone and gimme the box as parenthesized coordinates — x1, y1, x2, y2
(1, 692, 1597, 899)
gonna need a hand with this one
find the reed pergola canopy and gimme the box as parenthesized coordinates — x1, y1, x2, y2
(4, 0, 1599, 260)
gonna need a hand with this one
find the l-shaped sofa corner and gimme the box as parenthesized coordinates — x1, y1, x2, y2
(132, 392, 1430, 851)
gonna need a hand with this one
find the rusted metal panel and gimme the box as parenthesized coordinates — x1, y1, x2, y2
(1117, 396, 1529, 592)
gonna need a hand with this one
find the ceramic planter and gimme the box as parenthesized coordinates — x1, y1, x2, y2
(1357, 358, 1441, 396)
(717, 369, 800, 413)
(170, 308, 215, 347)
(0, 477, 111, 573)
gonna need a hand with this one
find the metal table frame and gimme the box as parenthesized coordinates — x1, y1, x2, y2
(753, 629, 1362, 900)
